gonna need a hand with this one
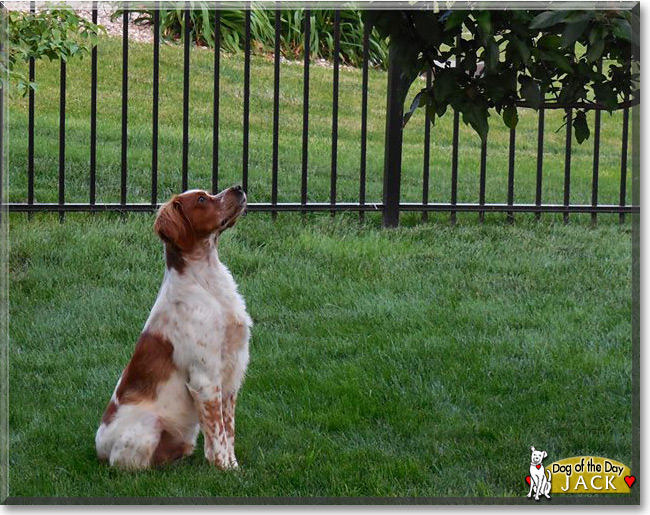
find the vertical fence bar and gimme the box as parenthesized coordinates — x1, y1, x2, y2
(151, 6, 160, 205)
(242, 9, 251, 193)
(181, 8, 191, 192)
(120, 9, 128, 207)
(27, 1, 35, 216)
(330, 10, 341, 216)
(450, 34, 461, 226)
(591, 105, 602, 226)
(563, 108, 572, 224)
(58, 60, 66, 222)
(478, 137, 487, 223)
(450, 110, 459, 225)
(535, 108, 545, 220)
(507, 128, 515, 223)
(422, 69, 432, 222)
(212, 9, 220, 194)
(359, 21, 369, 222)
(89, 2, 98, 206)
(620, 102, 630, 224)
(300, 9, 310, 211)
(271, 9, 281, 219)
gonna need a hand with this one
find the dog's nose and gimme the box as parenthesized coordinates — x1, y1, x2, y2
(232, 185, 243, 193)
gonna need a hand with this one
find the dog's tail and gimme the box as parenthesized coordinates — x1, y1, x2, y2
(546, 469, 552, 482)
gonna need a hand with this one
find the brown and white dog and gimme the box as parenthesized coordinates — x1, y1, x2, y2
(95, 186, 252, 470)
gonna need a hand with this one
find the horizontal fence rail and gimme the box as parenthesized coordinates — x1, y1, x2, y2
(6, 202, 637, 214)
(5, 7, 639, 225)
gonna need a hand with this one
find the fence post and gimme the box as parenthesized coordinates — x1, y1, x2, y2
(382, 44, 409, 228)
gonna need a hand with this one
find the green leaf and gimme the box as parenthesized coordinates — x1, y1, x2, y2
(530, 10, 569, 29)
(542, 50, 573, 74)
(403, 91, 424, 127)
(588, 25, 606, 45)
(474, 11, 492, 45)
(510, 36, 530, 63)
(433, 71, 455, 103)
(573, 110, 590, 143)
(445, 10, 468, 31)
(502, 105, 519, 129)
(463, 105, 489, 141)
(612, 18, 639, 46)
(413, 12, 440, 45)
(200, 7, 213, 45)
(561, 20, 589, 48)
(586, 38, 605, 63)
(537, 34, 562, 50)
(484, 38, 499, 71)
(564, 11, 593, 24)
(593, 82, 618, 110)
(520, 77, 542, 108)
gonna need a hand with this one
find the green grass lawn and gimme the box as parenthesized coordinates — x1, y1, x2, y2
(7, 36, 632, 209)
(9, 212, 632, 499)
(7, 34, 634, 500)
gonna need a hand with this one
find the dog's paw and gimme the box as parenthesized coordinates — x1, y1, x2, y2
(527, 493, 532, 498)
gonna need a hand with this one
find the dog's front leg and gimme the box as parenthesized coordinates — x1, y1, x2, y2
(223, 392, 238, 468)
(187, 371, 232, 470)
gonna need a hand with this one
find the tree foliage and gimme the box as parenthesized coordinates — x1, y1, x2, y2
(364, 7, 639, 143)
(1, 7, 104, 94)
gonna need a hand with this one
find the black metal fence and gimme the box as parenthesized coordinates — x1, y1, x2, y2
(5, 5, 639, 226)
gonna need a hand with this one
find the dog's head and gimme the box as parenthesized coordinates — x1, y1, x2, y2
(154, 186, 246, 253)
(530, 446, 548, 465)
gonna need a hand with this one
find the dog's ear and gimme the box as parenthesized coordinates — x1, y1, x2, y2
(154, 199, 192, 250)
(543, 451, 547, 458)
(531, 446, 536, 452)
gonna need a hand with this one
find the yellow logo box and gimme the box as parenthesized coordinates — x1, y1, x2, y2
(549, 456, 632, 494)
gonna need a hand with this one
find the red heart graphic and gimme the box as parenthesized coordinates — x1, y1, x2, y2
(624, 476, 635, 488)
(526, 476, 531, 485)
(536, 464, 541, 469)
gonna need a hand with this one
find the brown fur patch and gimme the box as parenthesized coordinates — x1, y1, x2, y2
(164, 244, 186, 274)
(101, 399, 119, 425)
(224, 319, 248, 355)
(200, 396, 224, 444)
(116, 331, 175, 404)
(152, 430, 191, 466)
(223, 393, 236, 441)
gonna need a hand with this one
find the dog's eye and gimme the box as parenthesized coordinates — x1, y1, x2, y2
(198, 196, 206, 203)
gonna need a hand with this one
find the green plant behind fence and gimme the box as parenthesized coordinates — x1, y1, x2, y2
(120, 7, 389, 68)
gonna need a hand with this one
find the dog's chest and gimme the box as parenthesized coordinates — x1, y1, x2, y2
(146, 264, 251, 359)
(530, 464, 545, 476)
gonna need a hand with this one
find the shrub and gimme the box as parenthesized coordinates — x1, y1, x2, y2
(117, 6, 388, 68)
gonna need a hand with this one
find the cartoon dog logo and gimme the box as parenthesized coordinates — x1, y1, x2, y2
(527, 446, 551, 500)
